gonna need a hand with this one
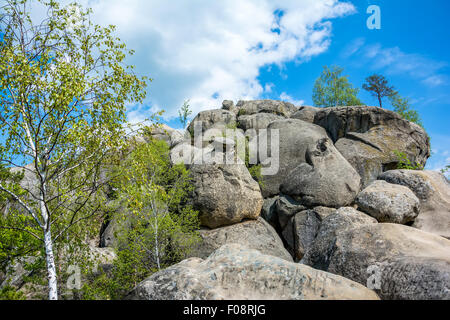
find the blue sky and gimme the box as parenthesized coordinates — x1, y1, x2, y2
(253, 0, 450, 172)
(5, 0, 450, 173)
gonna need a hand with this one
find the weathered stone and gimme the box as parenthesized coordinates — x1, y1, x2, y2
(237, 113, 285, 131)
(169, 143, 202, 166)
(236, 100, 297, 117)
(127, 243, 379, 300)
(221, 100, 238, 114)
(312, 206, 337, 220)
(290, 106, 321, 123)
(274, 195, 306, 230)
(301, 207, 377, 269)
(356, 180, 420, 224)
(190, 218, 292, 261)
(187, 109, 236, 134)
(378, 169, 450, 238)
(303, 223, 450, 300)
(282, 210, 321, 261)
(260, 196, 279, 229)
(190, 163, 263, 228)
(148, 124, 185, 147)
(260, 119, 361, 207)
(313, 106, 430, 187)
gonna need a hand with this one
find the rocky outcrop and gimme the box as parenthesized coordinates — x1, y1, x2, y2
(303, 223, 450, 300)
(187, 109, 236, 134)
(313, 106, 431, 187)
(356, 180, 420, 224)
(235, 100, 297, 117)
(190, 163, 263, 228)
(189, 218, 292, 261)
(260, 119, 361, 207)
(237, 113, 285, 131)
(290, 106, 320, 123)
(301, 207, 378, 269)
(378, 170, 450, 239)
(127, 243, 379, 300)
(148, 124, 185, 147)
(282, 210, 321, 261)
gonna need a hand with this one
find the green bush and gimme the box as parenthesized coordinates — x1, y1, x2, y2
(394, 150, 423, 170)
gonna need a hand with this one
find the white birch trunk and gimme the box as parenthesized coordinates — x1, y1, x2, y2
(44, 228, 58, 300)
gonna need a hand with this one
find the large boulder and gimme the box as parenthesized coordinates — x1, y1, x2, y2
(301, 207, 378, 269)
(237, 113, 285, 131)
(236, 100, 297, 117)
(127, 243, 379, 300)
(190, 163, 263, 229)
(274, 195, 306, 231)
(221, 100, 238, 114)
(355, 180, 420, 224)
(313, 106, 431, 187)
(378, 169, 450, 239)
(147, 124, 185, 147)
(290, 106, 321, 123)
(187, 109, 236, 134)
(189, 218, 292, 261)
(303, 223, 450, 300)
(260, 119, 361, 207)
(282, 210, 321, 261)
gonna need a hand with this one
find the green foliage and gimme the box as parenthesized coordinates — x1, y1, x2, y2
(178, 100, 192, 129)
(312, 65, 363, 107)
(243, 136, 264, 188)
(362, 74, 397, 108)
(394, 150, 424, 170)
(0, 286, 26, 300)
(441, 165, 450, 174)
(0, 0, 149, 299)
(79, 139, 200, 299)
(389, 93, 423, 127)
(237, 108, 247, 116)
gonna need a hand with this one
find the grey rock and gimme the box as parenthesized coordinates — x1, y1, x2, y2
(187, 109, 236, 134)
(312, 206, 337, 220)
(290, 106, 321, 123)
(190, 217, 292, 261)
(260, 119, 361, 206)
(301, 207, 377, 270)
(356, 180, 420, 224)
(260, 196, 279, 228)
(282, 210, 321, 261)
(236, 100, 297, 117)
(127, 243, 379, 300)
(190, 163, 263, 228)
(169, 143, 202, 166)
(237, 113, 285, 131)
(274, 195, 306, 230)
(378, 169, 450, 238)
(148, 124, 185, 147)
(303, 223, 450, 300)
(313, 106, 430, 187)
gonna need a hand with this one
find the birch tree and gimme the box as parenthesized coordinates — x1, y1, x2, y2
(312, 65, 363, 107)
(110, 138, 199, 296)
(0, 0, 148, 299)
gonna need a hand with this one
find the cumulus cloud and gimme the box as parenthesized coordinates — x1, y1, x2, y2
(343, 39, 448, 88)
(279, 92, 305, 106)
(425, 133, 450, 178)
(67, 0, 356, 122)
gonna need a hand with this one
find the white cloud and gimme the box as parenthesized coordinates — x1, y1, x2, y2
(279, 92, 305, 106)
(68, 0, 355, 121)
(343, 40, 448, 87)
(425, 134, 450, 178)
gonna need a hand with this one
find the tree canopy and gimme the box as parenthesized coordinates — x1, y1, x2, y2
(312, 65, 363, 107)
(0, 0, 148, 299)
(362, 74, 397, 108)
